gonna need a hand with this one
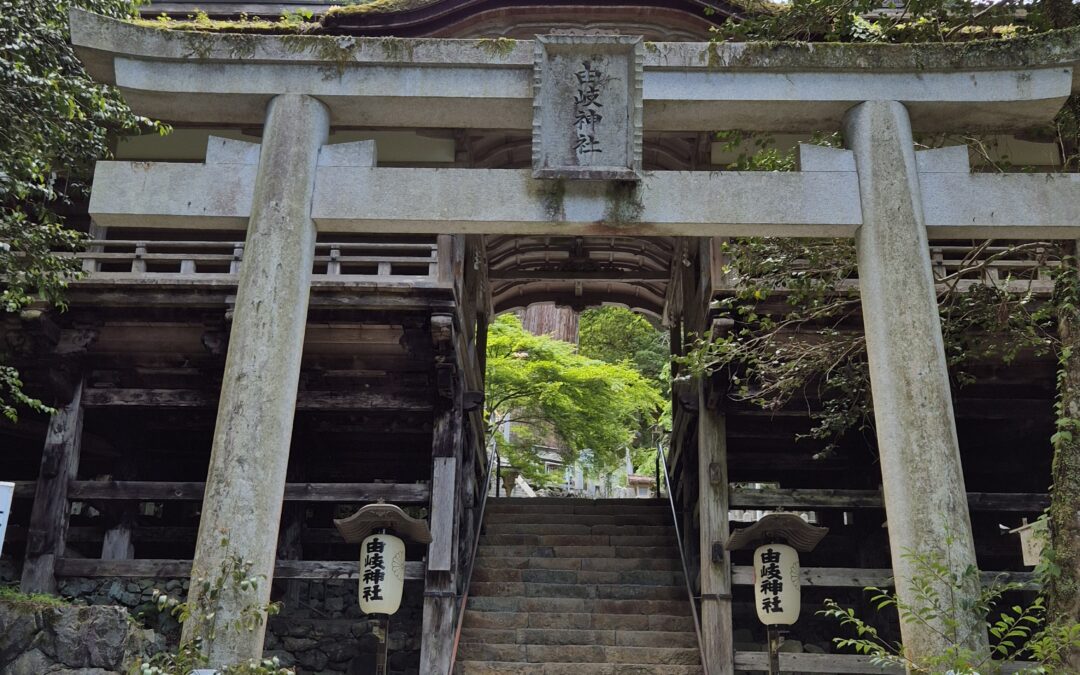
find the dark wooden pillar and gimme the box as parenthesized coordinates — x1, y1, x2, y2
(101, 513, 135, 561)
(100, 456, 138, 561)
(699, 382, 733, 675)
(420, 314, 464, 675)
(277, 457, 307, 606)
(22, 379, 84, 594)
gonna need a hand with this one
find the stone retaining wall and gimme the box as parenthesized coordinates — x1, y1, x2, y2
(0, 597, 160, 675)
(57, 577, 424, 675)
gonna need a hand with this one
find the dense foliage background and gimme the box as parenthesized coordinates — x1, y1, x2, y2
(0, 0, 164, 420)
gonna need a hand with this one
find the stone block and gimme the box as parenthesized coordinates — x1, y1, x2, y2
(532, 34, 643, 181)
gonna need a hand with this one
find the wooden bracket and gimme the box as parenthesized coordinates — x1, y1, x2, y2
(435, 363, 456, 399)
(463, 390, 484, 412)
(430, 313, 454, 351)
(431, 313, 458, 399)
(55, 328, 100, 355)
(708, 462, 726, 485)
(712, 542, 728, 565)
(201, 330, 227, 356)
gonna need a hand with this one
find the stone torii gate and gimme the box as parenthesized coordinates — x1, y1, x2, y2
(71, 8, 1080, 673)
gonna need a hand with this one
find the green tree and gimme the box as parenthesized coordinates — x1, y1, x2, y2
(578, 306, 671, 475)
(0, 0, 165, 420)
(484, 314, 663, 483)
(579, 307, 669, 388)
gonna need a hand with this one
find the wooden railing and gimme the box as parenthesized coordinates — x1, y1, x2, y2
(715, 244, 1057, 295)
(72, 237, 450, 287)
(11, 479, 430, 581)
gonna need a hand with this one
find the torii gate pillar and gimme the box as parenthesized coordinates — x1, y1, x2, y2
(182, 94, 329, 664)
(846, 100, 987, 665)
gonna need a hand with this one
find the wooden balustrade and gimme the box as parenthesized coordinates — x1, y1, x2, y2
(11, 480, 429, 503)
(728, 486, 1048, 512)
(731, 566, 1036, 590)
(712, 244, 1057, 295)
(69, 238, 449, 286)
(54, 558, 425, 580)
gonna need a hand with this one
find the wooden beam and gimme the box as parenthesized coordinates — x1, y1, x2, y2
(732, 566, 1037, 590)
(734, 651, 1035, 674)
(65, 480, 431, 503)
(422, 373, 464, 675)
(488, 269, 670, 281)
(734, 652, 902, 674)
(54, 558, 424, 580)
(698, 385, 734, 675)
(427, 458, 457, 572)
(81, 387, 433, 411)
(22, 525, 412, 545)
(729, 486, 1049, 512)
(21, 381, 84, 594)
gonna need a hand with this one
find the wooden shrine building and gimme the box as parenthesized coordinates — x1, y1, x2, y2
(2, 1, 1080, 673)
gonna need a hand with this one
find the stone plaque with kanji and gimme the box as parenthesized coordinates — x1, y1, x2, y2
(532, 34, 643, 181)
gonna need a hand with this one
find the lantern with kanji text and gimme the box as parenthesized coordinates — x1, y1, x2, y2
(334, 502, 432, 616)
(753, 543, 801, 625)
(725, 512, 829, 675)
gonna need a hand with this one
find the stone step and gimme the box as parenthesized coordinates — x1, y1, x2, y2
(461, 610, 695, 632)
(455, 662, 704, 674)
(465, 500, 698, 670)
(466, 596, 692, 616)
(457, 643, 701, 665)
(460, 628, 699, 649)
(469, 581, 686, 601)
(480, 534, 677, 548)
(483, 524, 675, 537)
(488, 498, 668, 507)
(475, 556, 682, 573)
(486, 505, 671, 517)
(471, 567, 685, 587)
(484, 512, 672, 526)
(475, 545, 680, 559)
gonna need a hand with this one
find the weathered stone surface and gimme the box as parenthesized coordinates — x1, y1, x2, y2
(532, 34, 643, 180)
(70, 9, 1079, 132)
(56, 577, 423, 675)
(846, 100, 987, 663)
(0, 600, 158, 675)
(183, 92, 330, 666)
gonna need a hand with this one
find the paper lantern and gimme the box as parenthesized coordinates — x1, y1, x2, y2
(753, 543, 801, 625)
(359, 532, 406, 615)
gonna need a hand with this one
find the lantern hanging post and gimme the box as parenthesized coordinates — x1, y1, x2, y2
(334, 502, 432, 673)
(725, 513, 829, 673)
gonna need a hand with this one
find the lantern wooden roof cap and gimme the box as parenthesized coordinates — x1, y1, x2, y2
(725, 513, 828, 553)
(334, 502, 433, 544)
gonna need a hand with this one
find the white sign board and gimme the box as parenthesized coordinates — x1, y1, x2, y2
(0, 481, 14, 559)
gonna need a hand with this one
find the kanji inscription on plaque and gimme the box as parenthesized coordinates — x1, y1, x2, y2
(532, 34, 643, 181)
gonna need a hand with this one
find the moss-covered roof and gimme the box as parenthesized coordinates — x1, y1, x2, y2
(324, 0, 439, 19)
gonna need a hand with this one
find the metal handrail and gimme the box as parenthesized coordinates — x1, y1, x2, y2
(447, 444, 500, 674)
(657, 442, 710, 675)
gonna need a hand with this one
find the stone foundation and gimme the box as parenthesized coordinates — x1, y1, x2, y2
(56, 577, 424, 675)
(0, 596, 160, 675)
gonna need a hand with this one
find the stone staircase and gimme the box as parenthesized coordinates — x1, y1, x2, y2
(455, 497, 704, 675)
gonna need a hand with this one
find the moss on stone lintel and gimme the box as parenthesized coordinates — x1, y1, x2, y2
(697, 23, 1080, 72)
(97, 7, 1080, 74)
